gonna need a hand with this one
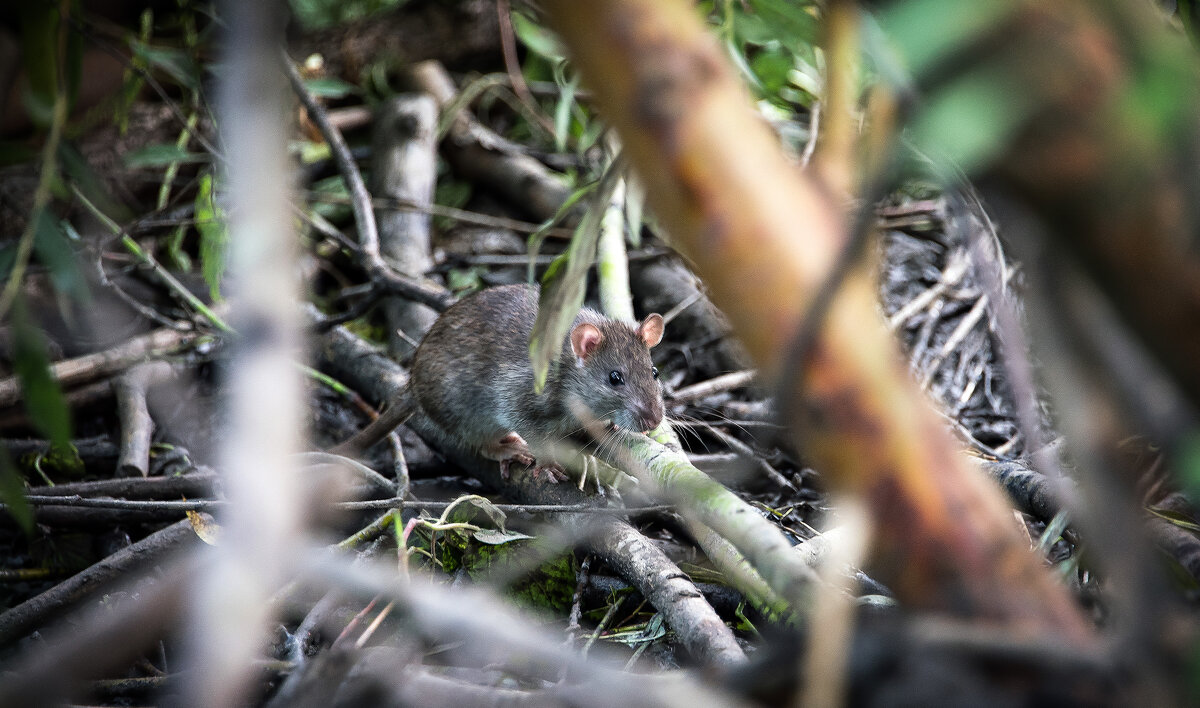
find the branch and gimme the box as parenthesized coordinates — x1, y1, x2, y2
(542, 0, 1092, 640)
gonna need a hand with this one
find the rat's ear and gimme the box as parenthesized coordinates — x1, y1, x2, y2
(637, 314, 664, 348)
(570, 323, 604, 361)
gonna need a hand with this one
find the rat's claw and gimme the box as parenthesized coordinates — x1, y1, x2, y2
(499, 451, 535, 479)
(532, 463, 568, 484)
(490, 432, 535, 479)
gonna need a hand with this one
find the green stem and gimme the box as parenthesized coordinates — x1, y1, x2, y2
(72, 185, 233, 333)
(607, 428, 819, 611)
(338, 509, 400, 550)
(596, 174, 634, 321)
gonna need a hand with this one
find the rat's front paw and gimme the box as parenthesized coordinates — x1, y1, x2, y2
(498, 451, 536, 479)
(490, 432, 535, 478)
(496, 451, 535, 480)
(531, 463, 568, 484)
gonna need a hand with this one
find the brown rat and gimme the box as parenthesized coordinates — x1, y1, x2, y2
(334, 284, 665, 481)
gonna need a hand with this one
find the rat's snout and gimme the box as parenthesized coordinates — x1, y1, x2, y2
(631, 398, 665, 433)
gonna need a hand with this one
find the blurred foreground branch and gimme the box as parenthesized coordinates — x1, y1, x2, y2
(542, 0, 1093, 640)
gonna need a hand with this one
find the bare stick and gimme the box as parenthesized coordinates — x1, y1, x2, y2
(370, 93, 440, 356)
(27, 470, 217, 499)
(282, 51, 452, 312)
(0, 519, 198, 648)
(114, 361, 175, 477)
(409, 60, 575, 222)
(669, 370, 757, 404)
(186, 7, 307, 705)
(0, 327, 199, 408)
(0, 556, 191, 707)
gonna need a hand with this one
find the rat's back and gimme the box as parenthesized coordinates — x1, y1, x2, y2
(408, 284, 540, 451)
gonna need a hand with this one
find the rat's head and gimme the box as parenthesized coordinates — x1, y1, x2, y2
(564, 313, 665, 433)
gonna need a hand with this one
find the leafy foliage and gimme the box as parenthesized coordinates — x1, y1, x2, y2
(400, 496, 577, 612)
(30, 212, 88, 305)
(0, 451, 33, 534)
(302, 76, 359, 99)
(10, 300, 72, 452)
(129, 41, 203, 92)
(123, 143, 207, 169)
(528, 168, 622, 392)
(709, 0, 822, 107)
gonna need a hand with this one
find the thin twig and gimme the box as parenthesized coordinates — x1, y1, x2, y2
(670, 370, 757, 404)
(497, 0, 557, 136)
(303, 192, 576, 239)
(74, 184, 233, 332)
(0, 326, 201, 408)
(0, 519, 197, 649)
(8, 494, 673, 516)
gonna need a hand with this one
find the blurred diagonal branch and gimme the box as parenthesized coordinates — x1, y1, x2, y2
(542, 0, 1093, 640)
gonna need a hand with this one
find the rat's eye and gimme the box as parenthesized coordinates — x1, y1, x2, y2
(608, 370, 625, 386)
(651, 366, 659, 380)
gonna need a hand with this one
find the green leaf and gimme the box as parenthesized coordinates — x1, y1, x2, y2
(1148, 506, 1200, 533)
(526, 177, 594, 278)
(731, 9, 776, 46)
(471, 528, 535, 545)
(446, 267, 482, 294)
(0, 448, 32, 534)
(554, 73, 579, 154)
(724, 36, 763, 92)
(512, 11, 565, 61)
(18, 6, 58, 127)
(194, 172, 228, 302)
(10, 299, 72, 450)
(123, 143, 206, 168)
(445, 494, 509, 529)
(432, 177, 472, 231)
(310, 174, 352, 222)
(745, 0, 819, 48)
(435, 177, 472, 210)
(292, 139, 332, 164)
(21, 442, 84, 479)
(59, 142, 132, 224)
(115, 9, 154, 134)
(528, 164, 623, 392)
(1117, 38, 1199, 148)
(877, 0, 1015, 78)
(130, 42, 202, 91)
(303, 76, 358, 99)
(31, 211, 89, 303)
(604, 613, 668, 646)
(786, 55, 822, 101)
(750, 46, 794, 95)
(288, 0, 409, 31)
(288, 0, 338, 30)
(166, 224, 193, 271)
(624, 174, 645, 248)
(909, 66, 1035, 177)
